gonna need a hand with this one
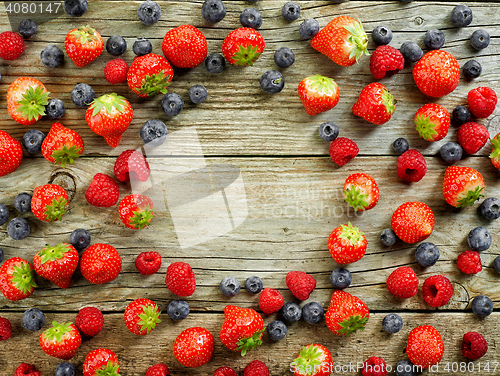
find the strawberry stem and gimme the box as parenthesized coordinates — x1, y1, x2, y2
(95, 361, 120, 376)
(44, 197, 68, 222)
(138, 70, 172, 96)
(415, 114, 438, 141)
(335, 314, 369, 336)
(344, 186, 369, 211)
(43, 321, 74, 343)
(489, 135, 500, 160)
(236, 329, 264, 356)
(137, 303, 161, 334)
(344, 20, 370, 62)
(11, 261, 37, 293)
(338, 222, 364, 243)
(456, 186, 485, 208)
(232, 45, 261, 66)
(89, 93, 127, 117)
(129, 205, 154, 230)
(52, 145, 83, 168)
(39, 243, 73, 264)
(16, 85, 50, 121)
(70, 25, 98, 44)
(290, 345, 324, 374)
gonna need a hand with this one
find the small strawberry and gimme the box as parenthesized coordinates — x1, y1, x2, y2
(124, 298, 161, 335)
(442, 166, 485, 207)
(80, 243, 122, 284)
(386, 266, 418, 299)
(352, 82, 395, 125)
(457, 122, 489, 155)
(489, 132, 500, 170)
(457, 250, 482, 274)
(298, 75, 339, 116)
(391, 201, 434, 244)
(39, 321, 82, 360)
(41, 122, 84, 168)
(219, 305, 264, 355)
(118, 194, 154, 230)
(64, 25, 104, 67)
(467, 87, 497, 118)
(127, 53, 174, 97)
(114, 149, 150, 182)
(173, 327, 214, 367)
(7, 77, 50, 126)
(258, 287, 284, 315)
(343, 173, 379, 211)
(325, 290, 369, 336)
(146, 364, 170, 376)
(406, 325, 444, 368)
(0, 31, 25, 60)
(75, 307, 104, 337)
(104, 58, 129, 84)
(291, 344, 333, 376)
(15, 363, 41, 376)
(33, 243, 79, 289)
(422, 275, 454, 307)
(162, 25, 208, 68)
(328, 222, 367, 265)
(83, 348, 120, 376)
(0, 130, 23, 177)
(286, 271, 316, 301)
(222, 27, 265, 66)
(31, 184, 69, 222)
(329, 137, 359, 166)
(414, 103, 450, 141)
(413, 50, 460, 97)
(165, 262, 196, 297)
(0, 257, 36, 301)
(85, 173, 120, 207)
(370, 45, 404, 79)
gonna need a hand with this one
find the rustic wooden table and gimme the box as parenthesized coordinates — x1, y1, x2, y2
(0, 0, 499, 375)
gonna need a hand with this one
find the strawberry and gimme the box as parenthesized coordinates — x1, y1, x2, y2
(406, 325, 444, 368)
(414, 103, 450, 141)
(173, 327, 214, 367)
(64, 25, 104, 67)
(352, 82, 395, 125)
(165, 262, 196, 297)
(0, 31, 25, 60)
(80, 243, 122, 284)
(162, 25, 208, 68)
(489, 132, 500, 170)
(124, 298, 161, 335)
(222, 27, 265, 66)
(286, 271, 316, 301)
(39, 321, 82, 360)
(85, 93, 134, 148)
(118, 194, 154, 230)
(31, 184, 69, 222)
(85, 173, 120, 207)
(413, 50, 460, 97)
(391, 201, 434, 244)
(7, 77, 50, 126)
(298, 75, 340, 116)
(325, 290, 369, 336)
(258, 287, 284, 315)
(41, 122, 84, 168)
(0, 130, 23, 177)
(114, 149, 150, 182)
(343, 173, 379, 211)
(0, 257, 36, 301)
(83, 348, 120, 376)
(33, 243, 79, 289)
(291, 344, 333, 376)
(127, 53, 174, 97)
(457, 122, 489, 155)
(442, 166, 485, 208)
(328, 222, 367, 265)
(219, 305, 264, 355)
(386, 266, 418, 299)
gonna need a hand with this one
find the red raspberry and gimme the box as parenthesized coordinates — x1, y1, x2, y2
(457, 250, 482, 274)
(75, 306, 104, 337)
(214, 366, 238, 376)
(165, 262, 196, 297)
(114, 149, 151, 182)
(362, 356, 388, 376)
(422, 274, 454, 307)
(258, 287, 284, 315)
(386, 266, 418, 299)
(243, 360, 269, 376)
(286, 271, 316, 301)
(370, 45, 405, 80)
(457, 122, 489, 155)
(467, 87, 497, 118)
(329, 137, 359, 166)
(85, 173, 120, 207)
(146, 363, 170, 376)
(397, 149, 427, 182)
(0, 31, 25, 60)
(0, 316, 12, 341)
(461, 332, 488, 360)
(104, 58, 129, 84)
(135, 251, 162, 275)
(15, 363, 40, 376)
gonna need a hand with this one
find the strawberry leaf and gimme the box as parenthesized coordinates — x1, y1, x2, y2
(344, 20, 369, 61)
(338, 222, 364, 243)
(236, 329, 264, 356)
(52, 145, 83, 168)
(44, 197, 68, 222)
(11, 261, 37, 293)
(95, 361, 120, 376)
(43, 321, 74, 343)
(16, 85, 50, 121)
(344, 186, 369, 211)
(89, 93, 127, 117)
(138, 70, 172, 96)
(335, 314, 369, 336)
(456, 186, 485, 208)
(415, 114, 438, 141)
(290, 345, 323, 374)
(39, 243, 73, 264)
(489, 135, 500, 160)
(137, 303, 161, 334)
(232, 45, 261, 66)
(128, 205, 154, 230)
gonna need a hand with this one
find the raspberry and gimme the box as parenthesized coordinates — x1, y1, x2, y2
(0, 316, 12, 340)
(397, 149, 427, 182)
(467, 87, 497, 118)
(104, 58, 129, 84)
(114, 149, 151, 182)
(214, 366, 238, 376)
(15, 363, 40, 376)
(75, 306, 104, 337)
(329, 137, 359, 166)
(0, 31, 25, 60)
(457, 250, 482, 274)
(165, 262, 196, 297)
(461, 332, 488, 360)
(362, 356, 388, 376)
(146, 363, 170, 376)
(286, 271, 316, 301)
(85, 173, 120, 207)
(369, 45, 405, 80)
(135, 251, 162, 275)
(457, 122, 489, 155)
(258, 287, 284, 315)
(243, 360, 269, 376)
(422, 274, 454, 307)
(386, 266, 418, 299)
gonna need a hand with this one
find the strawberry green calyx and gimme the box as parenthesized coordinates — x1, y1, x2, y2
(43, 321, 74, 343)
(415, 115, 438, 141)
(291, 346, 324, 375)
(52, 145, 83, 168)
(137, 304, 161, 334)
(16, 85, 50, 121)
(344, 186, 369, 211)
(233, 45, 261, 66)
(307, 74, 338, 93)
(12, 261, 37, 293)
(457, 186, 485, 208)
(338, 222, 364, 244)
(70, 25, 98, 44)
(39, 243, 72, 264)
(129, 206, 154, 230)
(489, 135, 500, 160)
(344, 20, 369, 62)
(44, 197, 68, 222)
(236, 329, 265, 356)
(90, 93, 128, 117)
(138, 70, 171, 96)
(96, 361, 120, 376)
(382, 88, 396, 115)
(335, 314, 369, 336)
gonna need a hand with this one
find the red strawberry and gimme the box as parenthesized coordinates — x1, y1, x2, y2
(146, 364, 170, 376)
(370, 45, 404, 79)
(104, 58, 129, 84)
(135, 252, 162, 275)
(219, 305, 264, 355)
(173, 327, 214, 367)
(80, 243, 122, 284)
(258, 287, 284, 315)
(386, 266, 418, 299)
(325, 290, 369, 336)
(244, 360, 269, 376)
(352, 82, 395, 125)
(414, 103, 450, 141)
(0, 31, 25, 60)
(457, 121, 489, 155)
(33, 243, 79, 289)
(396, 149, 427, 182)
(162, 25, 208, 68)
(15, 363, 41, 376)
(413, 50, 460, 97)
(391, 201, 434, 244)
(222, 27, 265, 66)
(298, 75, 339, 116)
(467, 87, 497, 118)
(64, 26, 104, 68)
(213, 367, 237, 376)
(119, 194, 154, 230)
(489, 132, 500, 170)
(0, 257, 36, 301)
(442, 166, 485, 208)
(7, 77, 50, 126)
(286, 271, 317, 301)
(85, 173, 120, 207)
(85, 93, 134, 148)
(422, 275, 454, 307)
(291, 344, 333, 376)
(457, 250, 482, 274)
(165, 262, 196, 297)
(329, 137, 359, 166)
(0, 130, 23, 177)
(114, 149, 150, 182)
(83, 348, 120, 376)
(362, 357, 388, 376)
(41, 122, 84, 167)
(124, 298, 161, 335)
(75, 307, 104, 337)
(0, 316, 12, 341)
(310, 16, 369, 66)
(406, 325, 444, 368)
(461, 332, 488, 361)
(328, 222, 367, 265)
(31, 184, 69, 222)
(39, 321, 82, 360)
(343, 173, 379, 211)
(127, 53, 174, 97)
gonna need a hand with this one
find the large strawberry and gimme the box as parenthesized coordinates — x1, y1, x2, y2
(442, 166, 485, 208)
(298, 75, 339, 116)
(173, 327, 214, 367)
(310, 16, 369, 66)
(162, 25, 208, 68)
(220, 305, 264, 356)
(118, 194, 154, 230)
(291, 344, 333, 376)
(41, 122, 84, 168)
(328, 222, 367, 265)
(64, 25, 104, 67)
(0, 130, 23, 177)
(414, 103, 450, 141)
(80, 243, 122, 284)
(83, 348, 120, 376)
(391, 201, 434, 244)
(343, 173, 379, 211)
(413, 50, 460, 97)
(7, 77, 50, 126)
(124, 298, 161, 335)
(222, 27, 265, 66)
(0, 257, 36, 301)
(406, 325, 444, 369)
(127, 53, 174, 97)
(325, 290, 369, 336)
(31, 184, 69, 222)
(352, 82, 395, 125)
(39, 321, 82, 360)
(490, 132, 500, 170)
(85, 93, 133, 148)
(33, 243, 79, 289)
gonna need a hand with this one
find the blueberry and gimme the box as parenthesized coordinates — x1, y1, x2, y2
(0, 204, 9, 225)
(299, 18, 320, 40)
(137, 0, 161, 25)
(240, 8, 262, 29)
(22, 308, 45, 331)
(267, 320, 287, 341)
(319, 122, 339, 142)
(188, 85, 208, 104)
(18, 19, 37, 38)
(106, 35, 127, 56)
(260, 70, 285, 94)
(372, 25, 393, 46)
(64, 0, 88, 17)
(14, 193, 32, 213)
(40, 45, 64, 68)
(452, 105, 470, 127)
(46, 99, 65, 119)
(70, 228, 91, 251)
(161, 93, 184, 116)
(274, 47, 295, 68)
(219, 276, 241, 296)
(479, 197, 500, 220)
(0, 248, 3, 264)
(470, 29, 490, 50)
(467, 227, 491, 252)
(282, 2, 300, 21)
(380, 228, 397, 246)
(279, 302, 302, 324)
(167, 300, 190, 320)
(133, 38, 153, 56)
(392, 137, 409, 155)
(415, 242, 440, 267)
(395, 360, 416, 376)
(302, 302, 324, 324)
(329, 268, 351, 289)
(205, 53, 225, 74)
(71, 83, 95, 107)
(55, 362, 75, 376)
(400, 41, 423, 64)
(7, 218, 30, 240)
(463, 59, 482, 79)
(382, 313, 403, 333)
(22, 130, 45, 155)
(201, 0, 226, 23)
(471, 295, 493, 318)
(450, 5, 473, 27)
(244, 276, 263, 294)
(424, 29, 445, 50)
(439, 142, 462, 164)
(493, 255, 500, 273)
(140, 119, 168, 147)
